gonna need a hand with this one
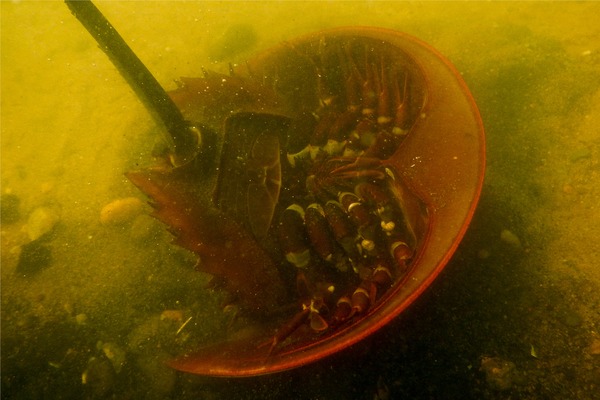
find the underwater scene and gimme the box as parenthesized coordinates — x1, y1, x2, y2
(1, 1, 599, 399)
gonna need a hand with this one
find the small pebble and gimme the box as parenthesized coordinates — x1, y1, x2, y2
(160, 309, 184, 322)
(136, 352, 177, 396)
(101, 342, 127, 373)
(82, 357, 116, 397)
(1, 193, 21, 224)
(16, 239, 52, 276)
(75, 313, 88, 325)
(208, 24, 257, 61)
(374, 376, 390, 400)
(40, 181, 55, 194)
(477, 249, 490, 259)
(562, 183, 574, 194)
(480, 356, 517, 391)
(27, 206, 60, 241)
(100, 197, 144, 225)
(570, 147, 591, 162)
(588, 338, 600, 355)
(500, 229, 521, 248)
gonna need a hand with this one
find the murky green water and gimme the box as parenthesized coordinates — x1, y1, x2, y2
(2, 2, 599, 399)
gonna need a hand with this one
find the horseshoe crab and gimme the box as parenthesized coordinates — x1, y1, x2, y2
(67, 1, 485, 377)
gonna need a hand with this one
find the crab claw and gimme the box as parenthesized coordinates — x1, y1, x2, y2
(265, 307, 311, 355)
(330, 156, 385, 180)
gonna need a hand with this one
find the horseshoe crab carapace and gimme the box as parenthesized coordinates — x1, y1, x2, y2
(67, 1, 485, 377)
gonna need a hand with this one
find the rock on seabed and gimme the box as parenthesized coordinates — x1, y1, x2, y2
(100, 197, 144, 225)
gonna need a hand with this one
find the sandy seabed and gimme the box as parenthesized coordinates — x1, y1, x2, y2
(2, 2, 599, 399)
